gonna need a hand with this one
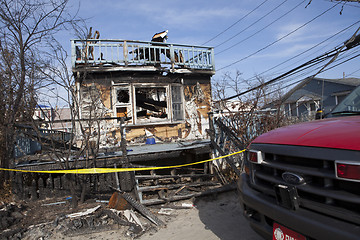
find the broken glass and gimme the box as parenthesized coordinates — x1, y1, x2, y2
(135, 87, 168, 123)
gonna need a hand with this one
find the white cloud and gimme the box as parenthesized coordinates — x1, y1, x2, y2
(273, 21, 343, 45)
(94, 0, 243, 29)
(255, 43, 315, 59)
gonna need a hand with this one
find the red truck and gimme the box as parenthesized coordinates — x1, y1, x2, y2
(238, 86, 360, 240)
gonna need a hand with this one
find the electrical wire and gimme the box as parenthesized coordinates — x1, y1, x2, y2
(216, 0, 305, 54)
(214, 0, 290, 49)
(346, 67, 360, 77)
(215, 46, 359, 103)
(243, 48, 360, 104)
(202, 0, 269, 46)
(232, 51, 360, 109)
(317, 51, 360, 74)
(218, 43, 355, 101)
(267, 49, 360, 92)
(216, 2, 340, 72)
(263, 48, 360, 89)
(244, 20, 360, 82)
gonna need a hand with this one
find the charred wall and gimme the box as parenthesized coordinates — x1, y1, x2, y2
(75, 71, 212, 147)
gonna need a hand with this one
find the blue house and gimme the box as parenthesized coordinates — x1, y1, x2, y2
(281, 77, 360, 119)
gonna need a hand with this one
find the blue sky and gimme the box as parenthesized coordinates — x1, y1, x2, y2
(54, 0, 360, 101)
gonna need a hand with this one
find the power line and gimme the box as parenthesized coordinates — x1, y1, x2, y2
(218, 35, 357, 101)
(213, 48, 340, 102)
(244, 20, 360, 82)
(267, 48, 360, 90)
(256, 32, 350, 80)
(313, 25, 360, 78)
(214, 0, 289, 49)
(224, 46, 359, 101)
(202, 0, 269, 46)
(346, 67, 360, 76)
(223, 48, 360, 102)
(215, 0, 306, 55)
(237, 50, 360, 105)
(216, 2, 340, 71)
(317, 51, 360, 74)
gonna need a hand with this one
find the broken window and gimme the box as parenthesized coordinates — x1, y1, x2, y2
(135, 87, 168, 124)
(117, 89, 130, 103)
(113, 86, 132, 122)
(171, 86, 184, 121)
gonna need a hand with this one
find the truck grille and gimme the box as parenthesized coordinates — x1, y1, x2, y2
(249, 144, 360, 225)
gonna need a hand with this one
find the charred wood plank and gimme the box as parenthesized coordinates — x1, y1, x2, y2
(135, 173, 214, 180)
(142, 183, 237, 206)
(110, 186, 165, 227)
(137, 181, 218, 192)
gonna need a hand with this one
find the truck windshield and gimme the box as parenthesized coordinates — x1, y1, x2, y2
(331, 85, 360, 116)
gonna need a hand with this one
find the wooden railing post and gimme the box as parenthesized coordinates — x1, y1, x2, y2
(123, 40, 128, 67)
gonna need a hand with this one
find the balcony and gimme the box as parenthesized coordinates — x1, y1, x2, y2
(71, 39, 215, 74)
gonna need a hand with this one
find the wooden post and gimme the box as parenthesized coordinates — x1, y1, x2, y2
(208, 112, 215, 175)
(119, 117, 135, 192)
(123, 41, 128, 67)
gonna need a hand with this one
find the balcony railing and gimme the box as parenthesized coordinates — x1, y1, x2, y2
(71, 39, 215, 72)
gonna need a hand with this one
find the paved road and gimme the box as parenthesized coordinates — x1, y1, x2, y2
(139, 191, 264, 240)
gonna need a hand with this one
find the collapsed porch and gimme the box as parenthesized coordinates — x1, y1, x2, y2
(13, 139, 215, 205)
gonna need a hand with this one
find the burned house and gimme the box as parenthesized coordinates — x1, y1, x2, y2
(9, 31, 248, 209)
(8, 30, 223, 206)
(72, 30, 215, 146)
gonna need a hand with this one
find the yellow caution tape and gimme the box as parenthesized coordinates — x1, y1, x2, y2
(0, 149, 245, 174)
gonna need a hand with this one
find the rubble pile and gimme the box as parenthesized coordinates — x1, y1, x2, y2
(0, 200, 153, 239)
(33, 206, 147, 239)
(0, 203, 27, 239)
(0, 192, 194, 239)
(0, 168, 234, 240)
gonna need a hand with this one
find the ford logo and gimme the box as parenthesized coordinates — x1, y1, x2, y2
(282, 172, 305, 185)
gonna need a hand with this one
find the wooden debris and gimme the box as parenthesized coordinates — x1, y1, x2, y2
(110, 186, 166, 227)
(158, 208, 174, 215)
(142, 183, 237, 206)
(123, 209, 145, 230)
(66, 205, 101, 218)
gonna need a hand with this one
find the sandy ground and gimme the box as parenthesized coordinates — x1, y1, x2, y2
(139, 191, 263, 240)
(61, 191, 263, 240)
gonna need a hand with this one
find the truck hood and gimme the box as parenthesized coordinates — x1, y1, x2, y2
(252, 116, 360, 151)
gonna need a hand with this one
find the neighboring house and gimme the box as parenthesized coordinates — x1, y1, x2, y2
(71, 31, 215, 147)
(280, 77, 360, 119)
(33, 105, 72, 132)
(15, 104, 55, 158)
(33, 105, 55, 125)
(15, 106, 73, 158)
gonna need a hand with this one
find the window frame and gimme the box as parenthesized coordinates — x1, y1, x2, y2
(112, 84, 132, 122)
(133, 84, 170, 125)
(112, 83, 185, 126)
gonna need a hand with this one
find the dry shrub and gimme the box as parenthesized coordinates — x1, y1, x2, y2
(222, 164, 240, 182)
(0, 181, 13, 203)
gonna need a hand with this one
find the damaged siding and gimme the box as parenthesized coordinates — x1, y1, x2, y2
(76, 75, 211, 146)
(183, 82, 211, 139)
